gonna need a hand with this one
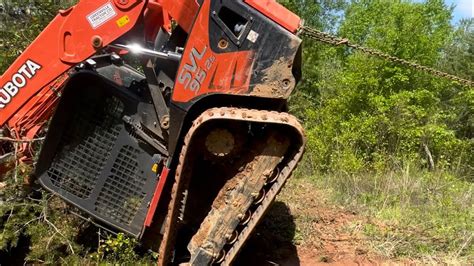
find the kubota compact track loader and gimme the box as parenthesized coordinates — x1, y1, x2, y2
(0, 0, 305, 264)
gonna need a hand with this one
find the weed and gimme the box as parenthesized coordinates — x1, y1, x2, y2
(312, 166, 473, 262)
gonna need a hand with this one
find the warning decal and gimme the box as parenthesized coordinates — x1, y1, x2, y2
(87, 2, 117, 29)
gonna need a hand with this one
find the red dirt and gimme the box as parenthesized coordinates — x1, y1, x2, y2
(235, 178, 388, 265)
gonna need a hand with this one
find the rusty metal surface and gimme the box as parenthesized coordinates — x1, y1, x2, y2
(157, 107, 305, 265)
(249, 37, 301, 99)
(250, 57, 297, 99)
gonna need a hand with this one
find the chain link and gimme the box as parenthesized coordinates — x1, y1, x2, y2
(301, 26, 474, 87)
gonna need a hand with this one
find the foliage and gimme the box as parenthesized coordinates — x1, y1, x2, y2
(439, 18, 474, 80)
(0, 1, 76, 73)
(91, 233, 145, 263)
(314, 167, 473, 259)
(284, 0, 473, 261)
(0, 170, 150, 264)
(438, 18, 474, 153)
(0, 172, 85, 263)
(295, 0, 473, 176)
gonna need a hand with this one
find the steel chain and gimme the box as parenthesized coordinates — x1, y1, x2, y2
(301, 26, 474, 87)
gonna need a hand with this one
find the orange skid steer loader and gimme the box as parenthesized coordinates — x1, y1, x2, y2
(0, 1, 305, 264)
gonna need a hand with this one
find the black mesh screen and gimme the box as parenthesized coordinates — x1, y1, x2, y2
(95, 145, 148, 225)
(47, 98, 123, 199)
(37, 76, 158, 238)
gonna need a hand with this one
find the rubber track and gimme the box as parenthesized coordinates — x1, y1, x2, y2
(157, 107, 305, 266)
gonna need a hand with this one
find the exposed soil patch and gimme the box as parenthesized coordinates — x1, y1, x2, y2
(235, 177, 387, 265)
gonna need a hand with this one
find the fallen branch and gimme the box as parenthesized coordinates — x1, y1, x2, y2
(2, 207, 14, 236)
(14, 142, 18, 183)
(43, 216, 75, 254)
(13, 215, 43, 234)
(422, 143, 435, 170)
(46, 231, 58, 249)
(0, 137, 45, 143)
(455, 232, 473, 258)
(0, 152, 13, 163)
(43, 196, 75, 254)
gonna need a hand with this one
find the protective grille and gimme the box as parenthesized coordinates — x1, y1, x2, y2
(95, 145, 147, 225)
(47, 98, 124, 199)
(38, 77, 159, 237)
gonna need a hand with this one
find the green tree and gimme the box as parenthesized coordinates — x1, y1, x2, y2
(0, 1, 75, 73)
(301, 0, 471, 174)
(439, 18, 474, 80)
(438, 19, 474, 147)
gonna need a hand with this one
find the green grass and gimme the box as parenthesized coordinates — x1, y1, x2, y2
(309, 166, 474, 262)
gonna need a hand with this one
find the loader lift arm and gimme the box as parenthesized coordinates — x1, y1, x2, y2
(1, 0, 146, 129)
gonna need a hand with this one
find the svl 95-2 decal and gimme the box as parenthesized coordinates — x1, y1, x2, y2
(177, 46, 216, 94)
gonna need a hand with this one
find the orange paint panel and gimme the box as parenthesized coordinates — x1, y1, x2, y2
(172, 0, 254, 103)
(232, 55, 254, 89)
(244, 0, 301, 33)
(144, 1, 172, 42)
(212, 59, 235, 90)
(161, 0, 199, 33)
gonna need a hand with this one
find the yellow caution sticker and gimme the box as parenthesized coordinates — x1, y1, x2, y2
(151, 163, 158, 173)
(116, 15, 130, 28)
